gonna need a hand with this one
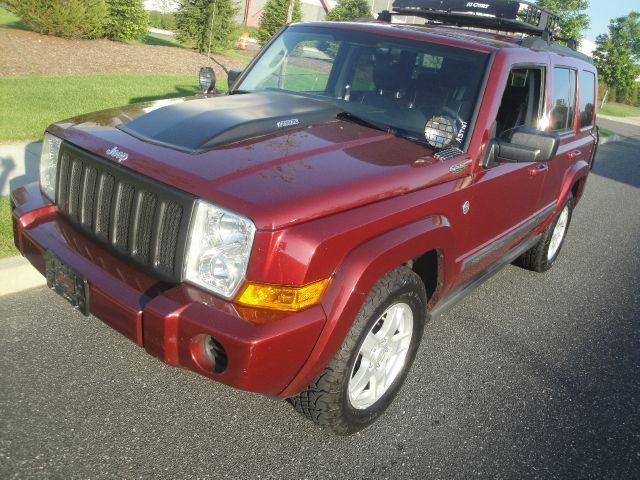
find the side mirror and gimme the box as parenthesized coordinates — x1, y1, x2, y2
(484, 128, 560, 168)
(228, 69, 243, 91)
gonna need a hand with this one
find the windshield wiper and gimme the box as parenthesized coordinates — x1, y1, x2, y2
(229, 89, 251, 95)
(337, 111, 392, 133)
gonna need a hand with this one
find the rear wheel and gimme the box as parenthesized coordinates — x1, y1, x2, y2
(518, 194, 573, 272)
(289, 266, 427, 435)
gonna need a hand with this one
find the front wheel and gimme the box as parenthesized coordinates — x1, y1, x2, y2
(288, 266, 427, 435)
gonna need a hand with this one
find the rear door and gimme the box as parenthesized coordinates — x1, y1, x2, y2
(538, 64, 595, 209)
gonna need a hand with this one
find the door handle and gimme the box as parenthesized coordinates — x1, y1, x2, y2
(529, 164, 549, 177)
(567, 150, 582, 159)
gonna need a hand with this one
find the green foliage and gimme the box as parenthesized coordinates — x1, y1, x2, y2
(103, 0, 149, 41)
(148, 10, 176, 30)
(535, 0, 589, 42)
(257, 0, 302, 45)
(175, 0, 238, 53)
(6, 0, 107, 39)
(593, 12, 640, 106)
(326, 0, 372, 21)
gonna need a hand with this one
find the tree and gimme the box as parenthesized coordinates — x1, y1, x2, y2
(175, 0, 238, 53)
(535, 0, 589, 42)
(593, 12, 640, 107)
(257, 0, 302, 45)
(103, 0, 149, 41)
(6, 0, 107, 39)
(326, 0, 372, 21)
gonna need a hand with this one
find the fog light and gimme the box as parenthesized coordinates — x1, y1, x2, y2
(204, 335, 227, 373)
(191, 334, 227, 373)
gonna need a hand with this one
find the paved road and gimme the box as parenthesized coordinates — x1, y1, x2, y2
(2, 141, 639, 479)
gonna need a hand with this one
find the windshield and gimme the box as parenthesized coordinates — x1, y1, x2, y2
(237, 25, 489, 149)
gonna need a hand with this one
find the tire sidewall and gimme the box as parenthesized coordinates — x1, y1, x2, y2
(339, 279, 426, 428)
(543, 195, 574, 268)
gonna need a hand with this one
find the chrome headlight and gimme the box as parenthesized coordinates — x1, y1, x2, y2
(39, 132, 63, 201)
(184, 200, 256, 299)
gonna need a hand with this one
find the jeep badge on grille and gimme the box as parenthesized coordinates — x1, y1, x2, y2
(106, 146, 128, 163)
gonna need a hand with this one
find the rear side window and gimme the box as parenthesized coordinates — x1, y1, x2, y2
(580, 71, 596, 128)
(551, 67, 577, 132)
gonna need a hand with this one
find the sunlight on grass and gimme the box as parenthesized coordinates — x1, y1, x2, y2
(599, 102, 640, 118)
(0, 6, 30, 30)
(0, 74, 209, 142)
(137, 33, 186, 48)
(0, 196, 18, 259)
(599, 128, 614, 138)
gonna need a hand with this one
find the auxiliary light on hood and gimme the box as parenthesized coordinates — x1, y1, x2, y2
(199, 66, 216, 96)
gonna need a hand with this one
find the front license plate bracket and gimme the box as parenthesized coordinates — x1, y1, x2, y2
(45, 251, 90, 316)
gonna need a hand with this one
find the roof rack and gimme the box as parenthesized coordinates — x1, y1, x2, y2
(378, 0, 571, 45)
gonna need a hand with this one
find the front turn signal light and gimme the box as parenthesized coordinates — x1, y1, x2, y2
(236, 278, 331, 312)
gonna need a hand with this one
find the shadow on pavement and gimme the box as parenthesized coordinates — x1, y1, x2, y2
(592, 139, 640, 189)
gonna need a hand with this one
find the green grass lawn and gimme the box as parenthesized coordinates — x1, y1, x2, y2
(0, 197, 18, 259)
(0, 74, 209, 142)
(0, 6, 30, 30)
(599, 102, 640, 117)
(599, 128, 614, 138)
(138, 32, 186, 48)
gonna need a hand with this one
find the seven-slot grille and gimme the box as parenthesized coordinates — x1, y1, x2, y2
(55, 142, 195, 282)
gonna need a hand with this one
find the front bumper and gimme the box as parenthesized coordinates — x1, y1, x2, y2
(11, 183, 326, 397)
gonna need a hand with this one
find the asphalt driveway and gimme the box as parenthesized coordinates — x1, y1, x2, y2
(1, 139, 639, 479)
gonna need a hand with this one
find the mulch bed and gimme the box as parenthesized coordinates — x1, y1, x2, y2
(0, 29, 251, 79)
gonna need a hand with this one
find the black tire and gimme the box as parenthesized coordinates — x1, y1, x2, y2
(517, 194, 574, 272)
(288, 266, 427, 435)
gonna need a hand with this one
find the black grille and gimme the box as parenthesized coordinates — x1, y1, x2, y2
(56, 142, 195, 282)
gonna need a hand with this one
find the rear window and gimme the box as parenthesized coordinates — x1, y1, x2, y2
(551, 67, 577, 132)
(579, 71, 596, 128)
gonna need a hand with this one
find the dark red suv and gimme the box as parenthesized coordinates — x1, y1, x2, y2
(11, 0, 598, 434)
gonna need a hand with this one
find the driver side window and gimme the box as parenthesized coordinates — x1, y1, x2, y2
(495, 68, 544, 139)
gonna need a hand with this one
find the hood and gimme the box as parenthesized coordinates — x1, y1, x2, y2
(49, 93, 471, 230)
(117, 91, 342, 152)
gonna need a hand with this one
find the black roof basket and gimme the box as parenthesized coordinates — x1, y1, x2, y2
(379, 0, 570, 44)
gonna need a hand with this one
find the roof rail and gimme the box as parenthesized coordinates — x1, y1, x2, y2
(378, 0, 572, 45)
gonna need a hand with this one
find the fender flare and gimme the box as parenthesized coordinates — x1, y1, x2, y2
(560, 160, 590, 210)
(278, 215, 455, 398)
(538, 160, 590, 233)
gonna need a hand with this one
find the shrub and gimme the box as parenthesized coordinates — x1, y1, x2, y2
(257, 0, 302, 45)
(6, 0, 107, 39)
(326, 0, 372, 21)
(175, 0, 238, 52)
(103, 0, 149, 41)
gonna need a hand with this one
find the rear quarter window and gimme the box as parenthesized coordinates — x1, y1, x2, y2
(579, 71, 596, 128)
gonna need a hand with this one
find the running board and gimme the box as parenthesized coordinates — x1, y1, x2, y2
(429, 235, 541, 320)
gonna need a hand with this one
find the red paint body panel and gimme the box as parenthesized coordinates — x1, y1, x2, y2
(12, 184, 325, 395)
(11, 21, 596, 399)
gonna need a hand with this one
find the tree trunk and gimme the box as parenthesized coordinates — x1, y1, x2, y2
(601, 87, 609, 109)
(286, 0, 294, 23)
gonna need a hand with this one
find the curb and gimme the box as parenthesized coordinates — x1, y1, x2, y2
(599, 134, 623, 145)
(0, 256, 46, 296)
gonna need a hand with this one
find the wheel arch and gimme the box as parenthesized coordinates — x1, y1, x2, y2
(278, 215, 454, 398)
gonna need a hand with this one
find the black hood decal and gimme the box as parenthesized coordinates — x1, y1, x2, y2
(117, 91, 341, 153)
